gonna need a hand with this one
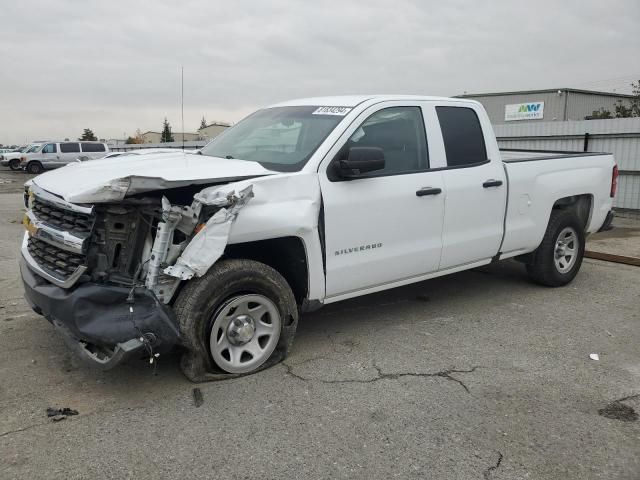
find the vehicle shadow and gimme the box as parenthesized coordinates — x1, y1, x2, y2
(301, 259, 532, 330)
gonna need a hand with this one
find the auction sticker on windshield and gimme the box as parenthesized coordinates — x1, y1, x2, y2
(312, 106, 352, 116)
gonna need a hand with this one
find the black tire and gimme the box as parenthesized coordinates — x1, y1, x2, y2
(526, 209, 585, 287)
(174, 258, 298, 382)
(9, 159, 21, 171)
(26, 162, 43, 174)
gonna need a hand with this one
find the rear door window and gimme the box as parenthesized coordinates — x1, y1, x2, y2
(60, 143, 80, 153)
(81, 143, 106, 153)
(436, 106, 487, 167)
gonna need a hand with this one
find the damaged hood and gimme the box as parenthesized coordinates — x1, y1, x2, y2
(31, 152, 277, 203)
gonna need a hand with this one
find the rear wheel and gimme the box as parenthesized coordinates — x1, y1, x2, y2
(174, 259, 298, 382)
(526, 210, 585, 287)
(26, 162, 43, 174)
(9, 159, 21, 170)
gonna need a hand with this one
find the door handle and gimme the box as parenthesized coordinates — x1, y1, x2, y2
(483, 179, 503, 188)
(416, 187, 442, 197)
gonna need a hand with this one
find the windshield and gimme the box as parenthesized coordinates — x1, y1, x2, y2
(26, 144, 41, 153)
(200, 106, 349, 172)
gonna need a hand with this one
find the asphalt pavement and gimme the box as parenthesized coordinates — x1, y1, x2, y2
(1, 170, 639, 479)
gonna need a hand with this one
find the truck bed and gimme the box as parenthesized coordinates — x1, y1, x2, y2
(500, 148, 608, 163)
(499, 148, 615, 258)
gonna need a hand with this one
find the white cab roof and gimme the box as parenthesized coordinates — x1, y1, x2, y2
(269, 95, 476, 108)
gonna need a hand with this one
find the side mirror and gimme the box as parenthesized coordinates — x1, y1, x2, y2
(337, 147, 385, 178)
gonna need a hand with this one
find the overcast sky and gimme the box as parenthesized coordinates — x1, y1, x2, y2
(1, 0, 639, 144)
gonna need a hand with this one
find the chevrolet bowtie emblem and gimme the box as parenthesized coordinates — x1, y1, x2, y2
(23, 214, 38, 236)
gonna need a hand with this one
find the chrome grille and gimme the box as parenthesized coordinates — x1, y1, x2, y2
(27, 237, 87, 280)
(32, 197, 94, 236)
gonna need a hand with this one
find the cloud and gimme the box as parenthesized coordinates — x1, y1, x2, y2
(0, 0, 638, 143)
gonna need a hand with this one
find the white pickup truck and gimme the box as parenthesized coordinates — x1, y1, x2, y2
(21, 95, 617, 381)
(1, 144, 42, 170)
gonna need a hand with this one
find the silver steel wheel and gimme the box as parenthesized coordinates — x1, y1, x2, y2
(209, 294, 281, 374)
(554, 227, 578, 274)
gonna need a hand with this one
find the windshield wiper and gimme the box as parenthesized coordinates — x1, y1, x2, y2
(224, 155, 234, 159)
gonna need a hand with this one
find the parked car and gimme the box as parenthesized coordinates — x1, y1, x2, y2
(20, 141, 109, 173)
(1, 144, 43, 170)
(20, 95, 616, 380)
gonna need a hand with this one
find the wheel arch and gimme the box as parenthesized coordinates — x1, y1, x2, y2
(223, 236, 309, 306)
(516, 194, 592, 265)
(551, 194, 593, 231)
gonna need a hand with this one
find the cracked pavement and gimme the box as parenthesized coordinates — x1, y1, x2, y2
(282, 361, 479, 393)
(1, 180, 639, 479)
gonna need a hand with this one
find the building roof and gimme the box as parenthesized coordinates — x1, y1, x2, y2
(457, 88, 636, 99)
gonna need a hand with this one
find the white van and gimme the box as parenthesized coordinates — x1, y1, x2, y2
(21, 141, 109, 174)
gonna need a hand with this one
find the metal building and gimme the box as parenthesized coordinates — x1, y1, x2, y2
(458, 88, 635, 125)
(141, 131, 201, 143)
(493, 117, 640, 213)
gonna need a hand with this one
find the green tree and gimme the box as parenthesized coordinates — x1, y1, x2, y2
(125, 137, 137, 144)
(79, 128, 97, 141)
(161, 118, 174, 143)
(614, 102, 633, 118)
(614, 79, 640, 117)
(588, 108, 612, 119)
(200, 116, 207, 130)
(125, 129, 145, 144)
(586, 79, 640, 120)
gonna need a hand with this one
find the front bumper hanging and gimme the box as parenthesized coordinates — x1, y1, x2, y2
(21, 258, 181, 370)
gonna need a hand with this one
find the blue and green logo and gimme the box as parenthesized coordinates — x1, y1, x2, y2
(518, 103, 542, 113)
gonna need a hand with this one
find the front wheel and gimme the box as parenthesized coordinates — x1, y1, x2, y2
(209, 293, 282, 373)
(26, 162, 43, 174)
(174, 259, 298, 382)
(526, 210, 585, 287)
(9, 159, 21, 171)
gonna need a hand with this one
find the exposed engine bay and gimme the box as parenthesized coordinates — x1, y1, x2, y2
(29, 182, 254, 303)
(22, 179, 256, 368)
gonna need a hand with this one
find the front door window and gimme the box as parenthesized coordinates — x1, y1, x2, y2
(42, 143, 57, 154)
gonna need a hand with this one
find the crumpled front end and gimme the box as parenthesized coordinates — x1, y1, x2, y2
(20, 179, 258, 369)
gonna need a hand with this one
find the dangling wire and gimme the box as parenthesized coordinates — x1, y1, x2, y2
(126, 259, 159, 374)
